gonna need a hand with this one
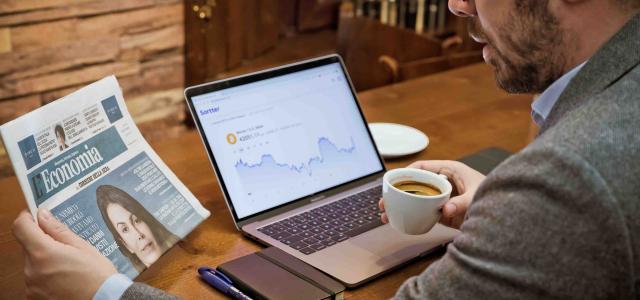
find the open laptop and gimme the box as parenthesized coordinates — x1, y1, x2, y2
(184, 54, 459, 287)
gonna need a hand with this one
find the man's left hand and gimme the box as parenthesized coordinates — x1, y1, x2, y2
(12, 209, 117, 300)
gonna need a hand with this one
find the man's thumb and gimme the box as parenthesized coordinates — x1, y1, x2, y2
(37, 208, 87, 249)
(442, 196, 469, 218)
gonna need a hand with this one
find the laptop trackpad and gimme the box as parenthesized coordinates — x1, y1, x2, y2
(348, 223, 458, 259)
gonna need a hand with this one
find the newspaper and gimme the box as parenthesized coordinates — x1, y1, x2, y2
(0, 76, 210, 278)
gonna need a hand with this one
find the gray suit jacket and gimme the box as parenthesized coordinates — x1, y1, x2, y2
(394, 13, 640, 299)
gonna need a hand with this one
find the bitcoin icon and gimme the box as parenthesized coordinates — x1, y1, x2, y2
(226, 133, 237, 144)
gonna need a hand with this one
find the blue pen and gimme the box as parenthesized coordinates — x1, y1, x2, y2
(198, 267, 254, 300)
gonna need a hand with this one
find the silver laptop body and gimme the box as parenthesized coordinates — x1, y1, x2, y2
(184, 54, 459, 287)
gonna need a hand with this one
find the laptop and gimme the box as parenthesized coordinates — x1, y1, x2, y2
(184, 54, 459, 287)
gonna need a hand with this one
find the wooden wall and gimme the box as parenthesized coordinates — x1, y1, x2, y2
(0, 0, 187, 178)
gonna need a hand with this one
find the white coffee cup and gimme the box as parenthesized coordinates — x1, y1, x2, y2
(383, 168, 452, 235)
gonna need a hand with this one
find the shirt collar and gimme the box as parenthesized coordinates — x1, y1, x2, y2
(531, 61, 588, 126)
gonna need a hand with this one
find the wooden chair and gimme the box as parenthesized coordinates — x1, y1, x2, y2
(337, 16, 443, 91)
(337, 14, 483, 91)
(378, 50, 483, 84)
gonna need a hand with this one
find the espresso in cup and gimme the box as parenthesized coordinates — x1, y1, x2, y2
(383, 168, 452, 235)
(393, 180, 441, 196)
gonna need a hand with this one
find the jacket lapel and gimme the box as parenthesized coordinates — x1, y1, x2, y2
(539, 13, 640, 134)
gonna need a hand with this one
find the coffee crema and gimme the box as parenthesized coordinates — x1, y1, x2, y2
(393, 180, 441, 196)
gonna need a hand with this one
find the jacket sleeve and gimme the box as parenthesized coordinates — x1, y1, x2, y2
(120, 283, 180, 300)
(393, 146, 633, 299)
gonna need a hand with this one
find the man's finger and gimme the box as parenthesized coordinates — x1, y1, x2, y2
(12, 210, 50, 252)
(439, 215, 452, 228)
(381, 212, 388, 224)
(378, 198, 385, 211)
(407, 160, 458, 174)
(442, 202, 458, 218)
(37, 209, 88, 249)
(442, 196, 470, 218)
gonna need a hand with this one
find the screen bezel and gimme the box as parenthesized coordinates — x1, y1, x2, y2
(184, 54, 386, 223)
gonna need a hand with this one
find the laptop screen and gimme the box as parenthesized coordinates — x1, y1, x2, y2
(190, 60, 384, 219)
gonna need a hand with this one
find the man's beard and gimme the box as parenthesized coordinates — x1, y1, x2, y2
(469, 3, 567, 94)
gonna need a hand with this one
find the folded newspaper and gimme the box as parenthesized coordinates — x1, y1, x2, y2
(0, 76, 210, 278)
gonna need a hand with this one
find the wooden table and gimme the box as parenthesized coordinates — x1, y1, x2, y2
(0, 63, 533, 300)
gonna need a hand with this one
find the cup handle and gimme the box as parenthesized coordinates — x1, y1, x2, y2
(437, 174, 452, 197)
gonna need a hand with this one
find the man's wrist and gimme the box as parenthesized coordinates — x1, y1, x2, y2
(93, 273, 133, 300)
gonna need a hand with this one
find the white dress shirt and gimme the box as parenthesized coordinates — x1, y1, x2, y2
(93, 273, 133, 300)
(531, 61, 587, 127)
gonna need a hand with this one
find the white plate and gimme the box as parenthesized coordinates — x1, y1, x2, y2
(368, 123, 429, 158)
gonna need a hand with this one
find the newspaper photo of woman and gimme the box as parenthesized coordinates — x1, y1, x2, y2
(96, 185, 180, 272)
(54, 124, 68, 151)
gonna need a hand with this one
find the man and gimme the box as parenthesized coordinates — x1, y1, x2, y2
(12, 0, 640, 299)
(381, 0, 640, 298)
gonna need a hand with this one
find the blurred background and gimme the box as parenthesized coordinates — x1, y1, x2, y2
(0, 0, 483, 178)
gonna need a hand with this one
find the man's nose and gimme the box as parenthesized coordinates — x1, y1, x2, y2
(449, 0, 477, 17)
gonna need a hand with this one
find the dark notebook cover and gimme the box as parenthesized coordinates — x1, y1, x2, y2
(217, 247, 345, 300)
(259, 247, 345, 297)
(458, 147, 512, 175)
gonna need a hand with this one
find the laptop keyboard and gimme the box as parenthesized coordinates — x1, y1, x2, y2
(257, 186, 384, 255)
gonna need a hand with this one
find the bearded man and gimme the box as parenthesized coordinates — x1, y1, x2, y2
(382, 0, 640, 299)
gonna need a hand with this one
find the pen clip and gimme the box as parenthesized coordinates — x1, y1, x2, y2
(197, 267, 233, 285)
(197, 266, 214, 276)
(212, 269, 233, 285)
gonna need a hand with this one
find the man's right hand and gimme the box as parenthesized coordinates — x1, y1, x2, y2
(379, 160, 485, 229)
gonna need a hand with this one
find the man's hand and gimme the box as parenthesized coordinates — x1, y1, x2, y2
(12, 209, 117, 300)
(379, 160, 485, 229)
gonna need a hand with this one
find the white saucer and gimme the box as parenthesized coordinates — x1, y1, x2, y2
(368, 123, 429, 158)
